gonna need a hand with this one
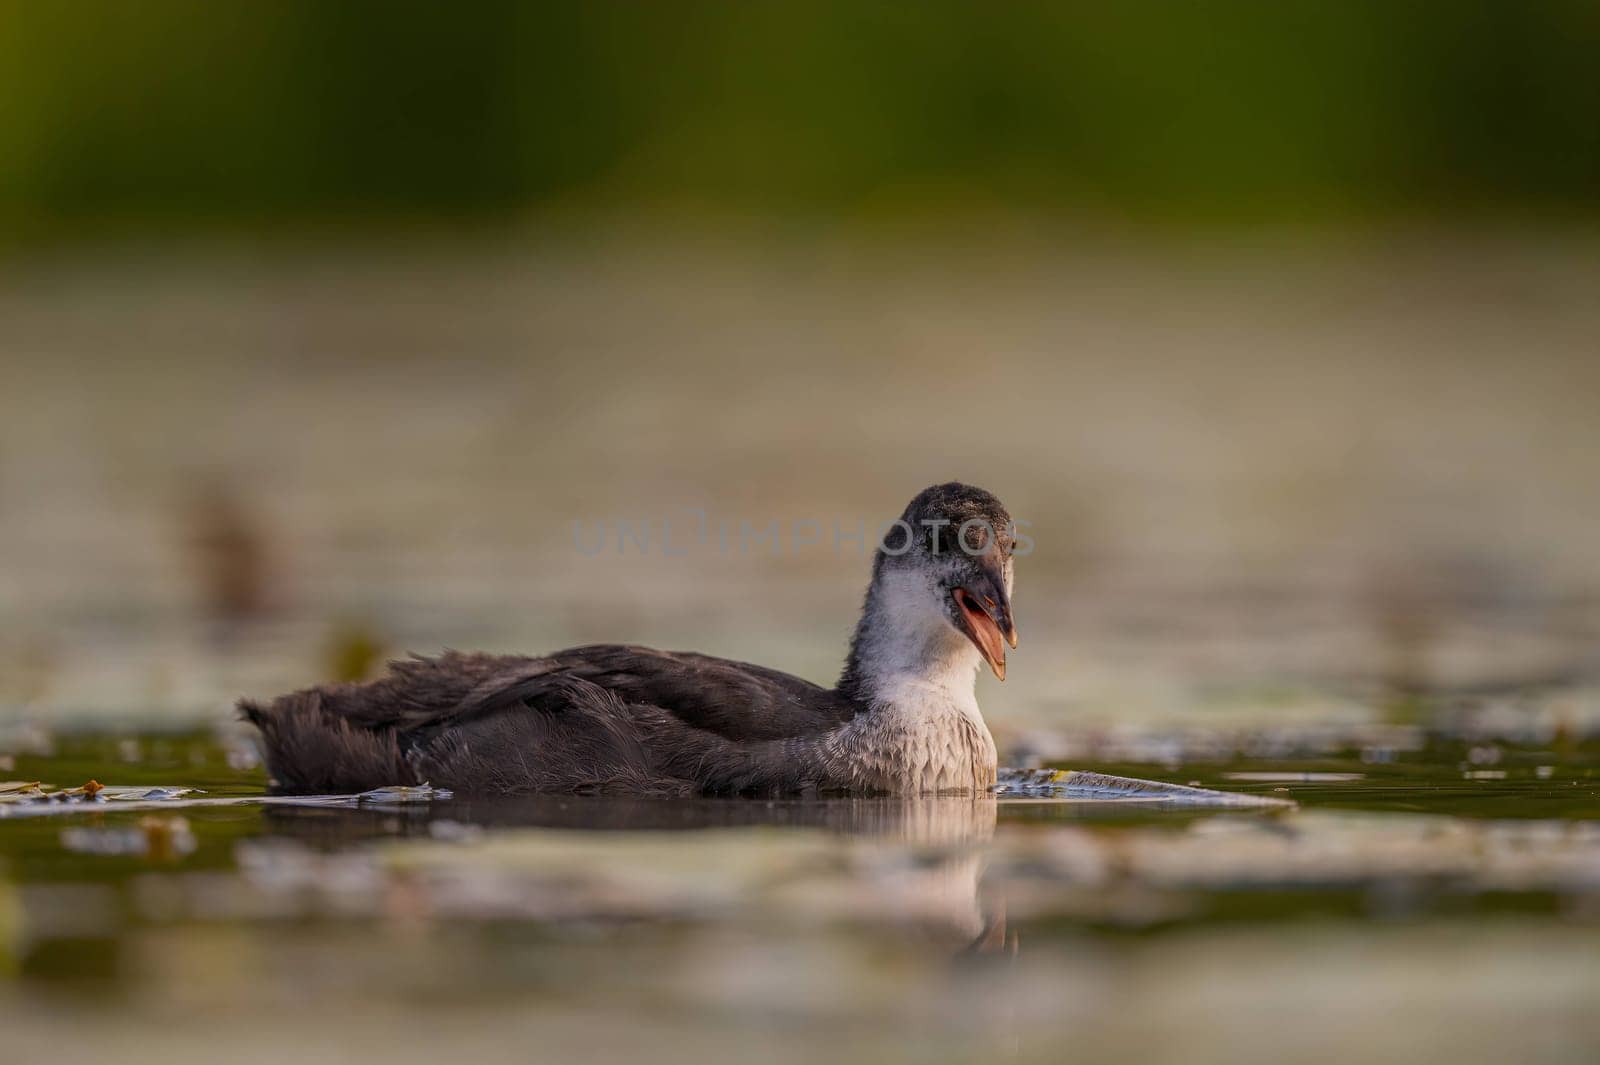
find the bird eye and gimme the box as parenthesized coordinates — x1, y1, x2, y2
(958, 522, 990, 554)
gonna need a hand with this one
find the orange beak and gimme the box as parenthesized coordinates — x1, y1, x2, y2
(952, 566, 1017, 680)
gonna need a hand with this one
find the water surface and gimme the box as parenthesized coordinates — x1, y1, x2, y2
(2, 730, 1596, 1064)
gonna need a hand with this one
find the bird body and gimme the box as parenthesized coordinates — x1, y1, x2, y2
(243, 483, 1018, 797)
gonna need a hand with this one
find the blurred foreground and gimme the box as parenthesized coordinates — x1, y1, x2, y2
(1, 733, 1596, 1064)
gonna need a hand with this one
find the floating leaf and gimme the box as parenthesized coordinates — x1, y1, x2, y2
(0, 782, 45, 806)
(997, 769, 1294, 808)
(355, 783, 452, 804)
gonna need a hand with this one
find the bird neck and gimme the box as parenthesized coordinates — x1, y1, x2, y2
(838, 565, 982, 712)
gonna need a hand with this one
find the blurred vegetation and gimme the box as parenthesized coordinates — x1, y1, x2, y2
(0, 0, 1596, 243)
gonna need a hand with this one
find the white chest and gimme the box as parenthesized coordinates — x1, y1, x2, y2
(834, 679, 998, 795)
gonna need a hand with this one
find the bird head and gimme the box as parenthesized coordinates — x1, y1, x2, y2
(877, 483, 1019, 680)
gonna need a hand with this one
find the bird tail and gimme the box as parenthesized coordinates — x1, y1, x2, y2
(238, 691, 414, 794)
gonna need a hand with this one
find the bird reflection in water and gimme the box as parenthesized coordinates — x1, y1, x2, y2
(259, 793, 1011, 954)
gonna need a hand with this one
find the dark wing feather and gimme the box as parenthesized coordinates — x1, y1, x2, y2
(315, 645, 855, 741)
(241, 645, 858, 794)
(539, 644, 857, 739)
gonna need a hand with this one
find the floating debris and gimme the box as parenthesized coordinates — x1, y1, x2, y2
(356, 784, 452, 804)
(0, 782, 207, 817)
(996, 769, 1295, 808)
(0, 779, 456, 819)
(124, 787, 202, 800)
(260, 783, 456, 810)
(0, 781, 101, 807)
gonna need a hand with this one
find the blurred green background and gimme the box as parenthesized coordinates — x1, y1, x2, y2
(2, 0, 1597, 241)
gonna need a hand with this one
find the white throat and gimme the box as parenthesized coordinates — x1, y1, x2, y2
(834, 564, 999, 794)
(850, 568, 984, 714)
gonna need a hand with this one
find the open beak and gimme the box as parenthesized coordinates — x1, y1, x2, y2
(951, 560, 1017, 681)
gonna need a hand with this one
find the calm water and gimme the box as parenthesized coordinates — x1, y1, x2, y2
(2, 730, 1597, 1064)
